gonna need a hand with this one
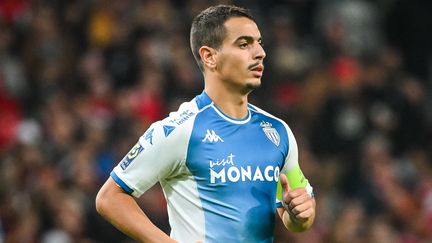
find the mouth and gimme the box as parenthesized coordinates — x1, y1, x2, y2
(249, 64, 264, 78)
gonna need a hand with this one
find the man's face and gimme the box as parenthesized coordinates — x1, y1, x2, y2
(215, 17, 266, 93)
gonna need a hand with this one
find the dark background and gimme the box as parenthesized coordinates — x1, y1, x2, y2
(0, 0, 431, 242)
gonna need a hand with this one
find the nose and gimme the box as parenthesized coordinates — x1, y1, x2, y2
(254, 42, 266, 60)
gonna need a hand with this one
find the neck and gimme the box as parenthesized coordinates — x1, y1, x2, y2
(204, 77, 250, 119)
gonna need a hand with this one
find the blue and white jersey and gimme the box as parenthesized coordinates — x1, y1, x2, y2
(111, 91, 311, 243)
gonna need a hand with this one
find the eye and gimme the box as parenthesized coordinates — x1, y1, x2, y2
(239, 43, 248, 49)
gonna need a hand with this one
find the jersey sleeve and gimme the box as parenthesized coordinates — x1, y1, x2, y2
(111, 104, 197, 198)
(276, 123, 313, 207)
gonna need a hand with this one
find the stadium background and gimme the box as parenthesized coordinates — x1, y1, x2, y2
(0, 0, 431, 242)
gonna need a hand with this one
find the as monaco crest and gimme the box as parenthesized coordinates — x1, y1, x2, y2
(260, 121, 280, 146)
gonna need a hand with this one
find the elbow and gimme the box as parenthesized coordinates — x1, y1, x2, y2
(95, 178, 125, 217)
(95, 188, 109, 216)
(95, 191, 106, 215)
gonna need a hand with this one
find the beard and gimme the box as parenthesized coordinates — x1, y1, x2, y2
(243, 79, 261, 94)
(246, 81, 261, 90)
(220, 73, 262, 95)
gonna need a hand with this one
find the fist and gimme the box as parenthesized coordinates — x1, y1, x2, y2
(279, 173, 315, 223)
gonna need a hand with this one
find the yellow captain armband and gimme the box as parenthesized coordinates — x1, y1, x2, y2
(277, 164, 314, 200)
(306, 183, 314, 198)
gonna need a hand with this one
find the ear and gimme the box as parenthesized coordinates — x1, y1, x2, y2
(199, 46, 217, 69)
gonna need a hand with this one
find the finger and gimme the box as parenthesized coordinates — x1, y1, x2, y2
(279, 173, 291, 194)
(280, 173, 293, 212)
(289, 193, 311, 209)
(296, 207, 314, 220)
(291, 200, 313, 215)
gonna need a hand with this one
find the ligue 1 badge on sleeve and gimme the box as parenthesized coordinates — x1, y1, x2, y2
(260, 121, 280, 146)
(120, 142, 144, 170)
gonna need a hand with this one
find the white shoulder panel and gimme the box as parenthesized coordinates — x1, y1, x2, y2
(112, 99, 199, 197)
(281, 124, 299, 173)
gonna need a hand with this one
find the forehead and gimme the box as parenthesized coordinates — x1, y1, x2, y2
(223, 17, 261, 42)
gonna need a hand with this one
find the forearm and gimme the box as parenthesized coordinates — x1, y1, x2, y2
(96, 178, 175, 243)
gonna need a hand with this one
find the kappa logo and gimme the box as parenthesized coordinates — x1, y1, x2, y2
(202, 129, 224, 143)
(261, 121, 280, 146)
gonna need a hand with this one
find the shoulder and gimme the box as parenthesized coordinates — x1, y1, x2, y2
(248, 104, 298, 160)
(248, 104, 292, 134)
(138, 96, 211, 146)
(164, 100, 200, 127)
(163, 92, 214, 127)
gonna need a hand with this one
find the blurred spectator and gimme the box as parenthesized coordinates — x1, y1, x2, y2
(0, 0, 431, 242)
(386, 0, 432, 82)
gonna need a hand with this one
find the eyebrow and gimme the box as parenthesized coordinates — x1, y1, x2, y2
(234, 36, 262, 43)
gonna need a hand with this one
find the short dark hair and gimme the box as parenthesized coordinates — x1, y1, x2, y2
(190, 5, 254, 71)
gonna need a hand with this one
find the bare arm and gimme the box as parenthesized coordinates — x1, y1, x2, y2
(95, 177, 176, 243)
(277, 173, 316, 232)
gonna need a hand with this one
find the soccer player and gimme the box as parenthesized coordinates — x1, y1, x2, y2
(96, 5, 315, 243)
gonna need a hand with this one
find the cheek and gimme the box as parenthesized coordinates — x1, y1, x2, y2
(219, 54, 246, 75)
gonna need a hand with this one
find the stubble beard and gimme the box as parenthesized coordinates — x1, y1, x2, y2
(243, 79, 261, 94)
(220, 74, 262, 95)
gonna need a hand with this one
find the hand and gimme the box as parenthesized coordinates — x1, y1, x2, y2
(280, 173, 315, 223)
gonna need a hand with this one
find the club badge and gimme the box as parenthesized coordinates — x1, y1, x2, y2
(261, 121, 280, 146)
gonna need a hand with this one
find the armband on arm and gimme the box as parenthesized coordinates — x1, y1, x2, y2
(306, 183, 314, 198)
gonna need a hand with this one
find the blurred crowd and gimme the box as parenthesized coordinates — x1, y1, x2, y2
(0, 0, 431, 242)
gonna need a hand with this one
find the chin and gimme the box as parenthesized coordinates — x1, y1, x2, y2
(246, 79, 261, 90)
(242, 83, 260, 94)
